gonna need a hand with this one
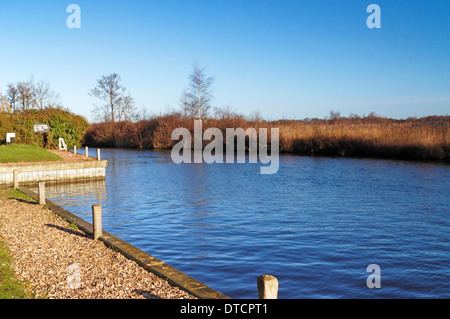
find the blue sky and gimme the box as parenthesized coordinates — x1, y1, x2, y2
(0, 0, 449, 122)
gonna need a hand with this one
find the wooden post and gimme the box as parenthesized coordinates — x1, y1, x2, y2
(13, 170, 19, 189)
(97, 148, 101, 161)
(257, 274, 278, 299)
(38, 181, 45, 205)
(73, 145, 77, 155)
(92, 205, 102, 240)
(85, 146, 89, 158)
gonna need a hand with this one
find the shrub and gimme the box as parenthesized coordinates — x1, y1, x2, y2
(82, 113, 450, 161)
(0, 108, 89, 148)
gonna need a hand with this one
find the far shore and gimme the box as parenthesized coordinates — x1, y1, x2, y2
(83, 115, 450, 162)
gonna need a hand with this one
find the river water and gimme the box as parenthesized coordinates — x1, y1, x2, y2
(34, 148, 450, 298)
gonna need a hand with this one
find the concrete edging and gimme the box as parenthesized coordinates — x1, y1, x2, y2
(18, 187, 230, 299)
(0, 161, 108, 187)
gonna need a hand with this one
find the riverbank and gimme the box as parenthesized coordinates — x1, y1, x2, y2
(83, 114, 450, 162)
(0, 226, 33, 299)
(0, 188, 195, 299)
(0, 148, 107, 187)
(0, 144, 62, 164)
(0, 147, 97, 166)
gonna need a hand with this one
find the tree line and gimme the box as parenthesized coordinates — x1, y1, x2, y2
(4, 78, 62, 112)
(89, 62, 214, 124)
(3, 64, 448, 162)
(2, 61, 215, 123)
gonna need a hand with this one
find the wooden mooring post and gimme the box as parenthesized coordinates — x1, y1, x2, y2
(92, 204, 102, 240)
(257, 274, 278, 299)
(85, 146, 89, 158)
(97, 148, 101, 161)
(73, 145, 77, 155)
(38, 181, 46, 205)
(13, 170, 19, 189)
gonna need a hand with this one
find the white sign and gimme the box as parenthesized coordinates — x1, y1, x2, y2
(6, 133, 15, 143)
(34, 124, 50, 134)
(58, 138, 67, 151)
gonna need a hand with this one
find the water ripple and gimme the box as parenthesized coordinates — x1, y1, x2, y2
(36, 149, 450, 298)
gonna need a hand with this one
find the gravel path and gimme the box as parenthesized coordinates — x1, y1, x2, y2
(48, 149, 97, 162)
(0, 192, 195, 299)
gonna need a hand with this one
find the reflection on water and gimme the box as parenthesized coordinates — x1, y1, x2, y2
(36, 148, 450, 299)
(32, 179, 107, 213)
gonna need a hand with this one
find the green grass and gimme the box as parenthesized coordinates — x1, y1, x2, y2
(3, 188, 36, 203)
(0, 144, 62, 163)
(0, 239, 34, 299)
(0, 188, 35, 298)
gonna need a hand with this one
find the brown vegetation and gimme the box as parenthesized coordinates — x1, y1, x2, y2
(82, 112, 450, 161)
(275, 115, 449, 160)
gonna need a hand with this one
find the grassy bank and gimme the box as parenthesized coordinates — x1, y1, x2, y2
(0, 239, 34, 299)
(0, 144, 62, 163)
(0, 189, 34, 299)
(83, 114, 450, 161)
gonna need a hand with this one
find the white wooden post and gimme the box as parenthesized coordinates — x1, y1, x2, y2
(38, 181, 46, 205)
(92, 205, 102, 240)
(257, 274, 279, 299)
(13, 170, 19, 189)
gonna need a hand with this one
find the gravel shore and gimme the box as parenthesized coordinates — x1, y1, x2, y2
(0, 191, 195, 299)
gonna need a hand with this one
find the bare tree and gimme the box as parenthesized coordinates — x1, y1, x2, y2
(247, 110, 263, 123)
(32, 80, 62, 110)
(328, 110, 341, 120)
(117, 93, 137, 122)
(6, 83, 18, 112)
(0, 90, 11, 113)
(179, 88, 197, 119)
(181, 63, 214, 120)
(16, 80, 35, 111)
(89, 73, 132, 123)
(7, 79, 62, 112)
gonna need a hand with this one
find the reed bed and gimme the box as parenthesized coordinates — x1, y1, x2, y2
(83, 114, 450, 161)
(273, 117, 449, 160)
